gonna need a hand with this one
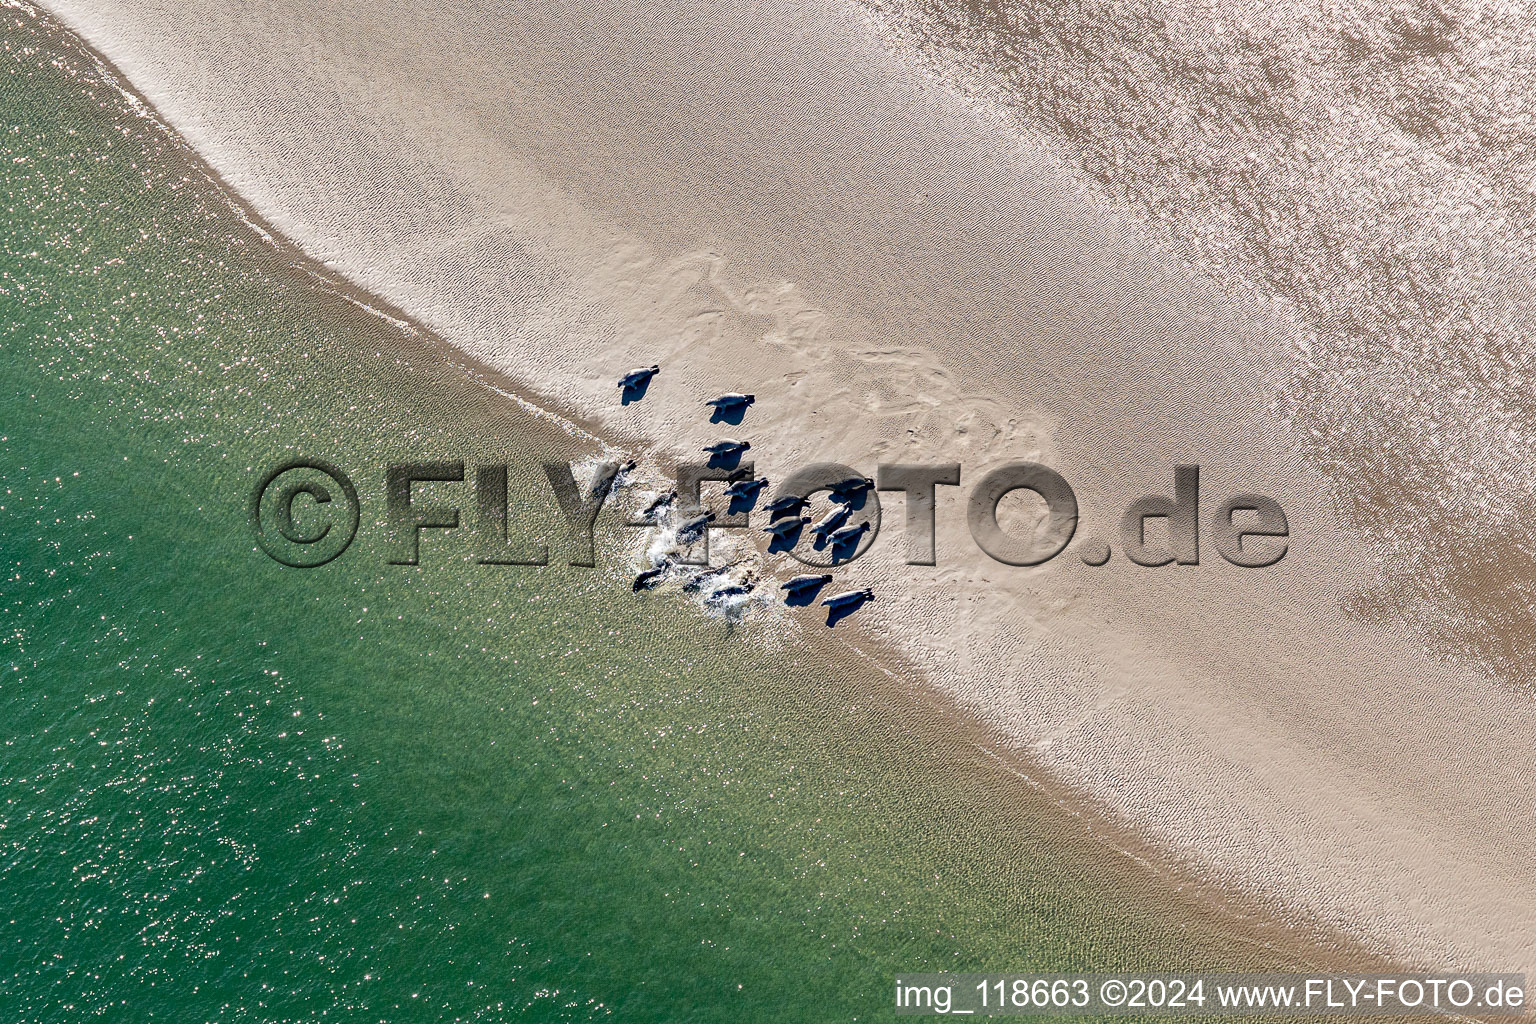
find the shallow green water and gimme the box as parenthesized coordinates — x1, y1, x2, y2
(0, 9, 1329, 1022)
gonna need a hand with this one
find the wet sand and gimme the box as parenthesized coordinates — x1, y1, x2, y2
(27, 0, 1536, 971)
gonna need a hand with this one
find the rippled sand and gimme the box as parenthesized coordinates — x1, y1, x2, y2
(29, 0, 1536, 970)
(865, 0, 1536, 681)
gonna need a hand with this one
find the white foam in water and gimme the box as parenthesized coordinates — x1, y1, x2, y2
(618, 477, 791, 623)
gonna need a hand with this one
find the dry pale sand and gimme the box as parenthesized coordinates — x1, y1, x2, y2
(29, 0, 1536, 971)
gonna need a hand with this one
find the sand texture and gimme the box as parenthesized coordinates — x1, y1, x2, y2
(28, 0, 1536, 970)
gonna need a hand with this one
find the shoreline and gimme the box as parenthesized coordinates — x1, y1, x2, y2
(23, 0, 1536, 973)
(5, 0, 1404, 975)
(7, 23, 1412, 1014)
(7, 0, 1384, 971)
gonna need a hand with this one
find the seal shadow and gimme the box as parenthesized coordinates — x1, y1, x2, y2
(831, 489, 869, 511)
(767, 523, 806, 554)
(620, 378, 653, 405)
(828, 535, 865, 563)
(825, 597, 870, 627)
(726, 491, 761, 516)
(784, 582, 828, 607)
(707, 450, 745, 470)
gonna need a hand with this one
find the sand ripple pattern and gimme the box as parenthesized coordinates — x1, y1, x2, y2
(860, 0, 1536, 681)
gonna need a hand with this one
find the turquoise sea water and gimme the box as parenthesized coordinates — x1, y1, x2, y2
(0, 9, 1346, 1021)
